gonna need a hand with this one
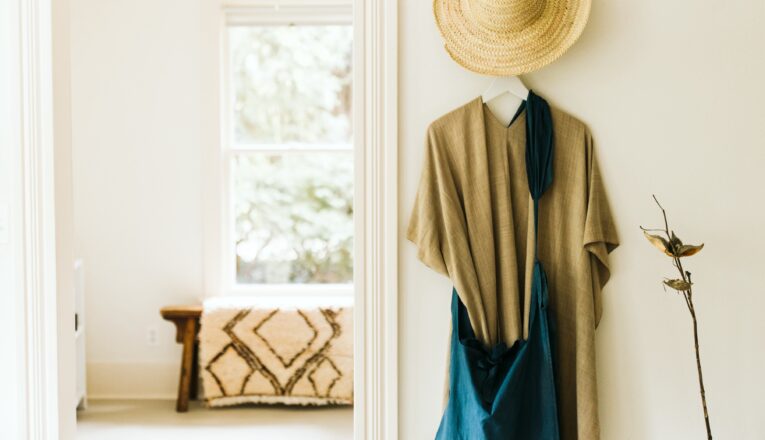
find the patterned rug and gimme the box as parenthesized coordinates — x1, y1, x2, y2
(199, 296, 353, 407)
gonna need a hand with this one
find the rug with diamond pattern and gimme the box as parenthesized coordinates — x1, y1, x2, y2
(199, 296, 353, 407)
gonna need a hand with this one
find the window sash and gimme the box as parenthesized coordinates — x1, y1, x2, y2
(226, 149, 354, 291)
(224, 25, 353, 149)
(224, 152, 355, 293)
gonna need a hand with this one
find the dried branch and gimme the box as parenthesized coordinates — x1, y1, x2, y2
(641, 195, 712, 440)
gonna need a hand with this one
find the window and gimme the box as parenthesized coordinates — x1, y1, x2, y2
(222, 12, 354, 295)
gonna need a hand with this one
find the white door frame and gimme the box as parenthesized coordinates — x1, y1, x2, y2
(353, 0, 398, 438)
(13, 0, 62, 438)
(16, 0, 399, 439)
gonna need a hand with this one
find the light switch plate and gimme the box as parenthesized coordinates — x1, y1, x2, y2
(0, 203, 9, 244)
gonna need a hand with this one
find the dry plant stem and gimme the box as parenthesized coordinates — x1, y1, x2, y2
(652, 195, 713, 440)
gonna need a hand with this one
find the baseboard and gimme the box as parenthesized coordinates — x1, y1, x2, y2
(87, 361, 180, 400)
(87, 393, 176, 400)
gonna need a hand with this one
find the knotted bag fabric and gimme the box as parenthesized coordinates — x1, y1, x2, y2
(435, 91, 560, 440)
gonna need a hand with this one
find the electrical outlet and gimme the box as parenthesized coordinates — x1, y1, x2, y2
(146, 326, 159, 346)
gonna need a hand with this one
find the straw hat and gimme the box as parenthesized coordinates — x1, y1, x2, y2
(434, 0, 591, 75)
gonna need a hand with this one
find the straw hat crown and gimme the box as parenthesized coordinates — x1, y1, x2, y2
(434, 0, 591, 75)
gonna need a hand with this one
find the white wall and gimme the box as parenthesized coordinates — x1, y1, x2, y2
(399, 1, 765, 439)
(70, 0, 212, 397)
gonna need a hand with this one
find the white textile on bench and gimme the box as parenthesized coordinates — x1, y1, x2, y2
(199, 296, 353, 407)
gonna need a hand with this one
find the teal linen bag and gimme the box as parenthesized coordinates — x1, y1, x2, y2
(435, 91, 560, 440)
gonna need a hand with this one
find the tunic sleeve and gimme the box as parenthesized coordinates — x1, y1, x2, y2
(583, 131, 619, 326)
(406, 125, 463, 278)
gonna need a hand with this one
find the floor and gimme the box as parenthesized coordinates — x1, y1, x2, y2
(77, 399, 354, 440)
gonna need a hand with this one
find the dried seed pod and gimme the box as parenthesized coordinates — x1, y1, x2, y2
(670, 231, 683, 250)
(676, 243, 704, 257)
(664, 278, 692, 291)
(643, 231, 673, 257)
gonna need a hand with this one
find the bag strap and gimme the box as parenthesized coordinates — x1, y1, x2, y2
(525, 90, 554, 257)
(496, 90, 554, 339)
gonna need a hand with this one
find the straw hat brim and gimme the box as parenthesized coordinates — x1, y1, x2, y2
(434, 0, 592, 76)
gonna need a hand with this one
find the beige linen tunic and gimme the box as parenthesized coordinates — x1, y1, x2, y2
(407, 98, 619, 440)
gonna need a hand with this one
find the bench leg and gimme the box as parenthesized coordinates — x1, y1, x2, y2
(190, 340, 199, 399)
(176, 318, 198, 412)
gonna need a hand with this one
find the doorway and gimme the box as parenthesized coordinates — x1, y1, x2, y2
(10, 0, 396, 439)
(71, 1, 356, 438)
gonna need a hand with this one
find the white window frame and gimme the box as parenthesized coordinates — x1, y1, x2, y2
(217, 2, 355, 297)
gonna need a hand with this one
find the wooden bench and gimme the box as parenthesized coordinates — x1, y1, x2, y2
(160, 305, 202, 412)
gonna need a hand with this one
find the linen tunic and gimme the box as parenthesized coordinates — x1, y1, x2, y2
(407, 97, 619, 440)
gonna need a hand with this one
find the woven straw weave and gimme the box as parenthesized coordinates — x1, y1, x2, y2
(434, 0, 591, 75)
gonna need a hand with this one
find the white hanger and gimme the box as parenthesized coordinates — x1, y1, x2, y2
(481, 76, 529, 127)
(481, 76, 529, 102)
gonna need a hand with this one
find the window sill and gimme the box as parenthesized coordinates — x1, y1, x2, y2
(222, 283, 354, 298)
